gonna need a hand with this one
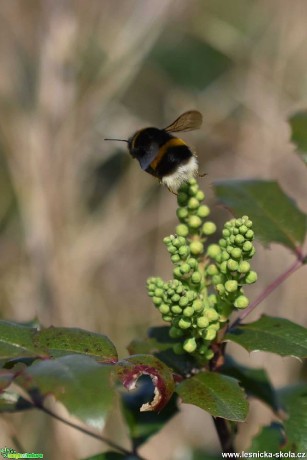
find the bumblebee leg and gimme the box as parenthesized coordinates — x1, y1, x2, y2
(167, 185, 178, 196)
(198, 172, 207, 178)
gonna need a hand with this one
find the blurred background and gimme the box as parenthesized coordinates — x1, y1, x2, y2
(0, 0, 306, 459)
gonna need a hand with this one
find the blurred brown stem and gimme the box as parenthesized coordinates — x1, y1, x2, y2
(212, 417, 235, 453)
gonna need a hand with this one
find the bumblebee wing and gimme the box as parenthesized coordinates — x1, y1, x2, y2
(164, 110, 203, 133)
(138, 144, 158, 170)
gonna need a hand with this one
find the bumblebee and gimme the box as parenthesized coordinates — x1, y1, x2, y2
(104, 110, 203, 193)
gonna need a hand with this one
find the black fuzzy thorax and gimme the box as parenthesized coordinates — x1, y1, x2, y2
(128, 127, 192, 178)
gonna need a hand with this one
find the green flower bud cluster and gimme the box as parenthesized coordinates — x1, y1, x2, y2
(175, 178, 216, 258)
(146, 179, 258, 361)
(206, 216, 257, 316)
(147, 276, 220, 359)
(163, 235, 203, 289)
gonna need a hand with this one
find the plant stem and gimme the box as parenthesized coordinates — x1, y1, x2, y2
(230, 256, 304, 328)
(212, 417, 235, 453)
(27, 397, 146, 459)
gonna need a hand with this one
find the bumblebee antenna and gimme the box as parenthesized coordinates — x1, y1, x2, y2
(104, 138, 128, 142)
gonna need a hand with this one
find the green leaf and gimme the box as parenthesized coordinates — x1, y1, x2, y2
(116, 354, 175, 412)
(214, 180, 307, 252)
(278, 384, 307, 452)
(222, 356, 279, 412)
(0, 321, 43, 360)
(176, 371, 248, 421)
(289, 111, 307, 166)
(248, 423, 285, 452)
(226, 315, 307, 358)
(33, 327, 118, 362)
(16, 355, 116, 429)
(0, 321, 118, 365)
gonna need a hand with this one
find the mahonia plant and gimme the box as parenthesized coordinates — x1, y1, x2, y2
(147, 178, 257, 360)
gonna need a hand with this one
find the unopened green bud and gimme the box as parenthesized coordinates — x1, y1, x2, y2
(226, 245, 234, 254)
(205, 308, 220, 322)
(162, 315, 172, 322)
(171, 254, 180, 263)
(231, 248, 242, 259)
(173, 267, 182, 278)
(176, 207, 188, 221)
(176, 224, 189, 237)
(221, 251, 230, 261)
(189, 185, 199, 196)
(205, 349, 214, 360)
(206, 264, 219, 276)
(246, 219, 253, 228)
(227, 259, 239, 271)
(188, 197, 200, 210)
(234, 295, 249, 309)
(234, 234, 245, 245)
(153, 296, 162, 306)
(243, 241, 253, 252)
(188, 215, 202, 229)
(186, 290, 196, 301)
(179, 296, 189, 307)
(225, 280, 238, 293)
(183, 337, 197, 353)
(204, 328, 217, 341)
(154, 288, 164, 297)
(209, 322, 221, 331)
(193, 299, 204, 312)
(235, 218, 243, 227)
(167, 245, 177, 254)
(171, 305, 183, 314)
(183, 306, 194, 317)
(222, 229, 230, 237)
(172, 238, 182, 248)
(238, 261, 250, 273)
(202, 222, 217, 235)
(196, 190, 205, 201)
(188, 258, 198, 269)
(239, 225, 248, 235)
(190, 241, 204, 255)
(171, 293, 180, 302)
(178, 245, 189, 258)
(177, 192, 189, 206)
(178, 317, 192, 329)
(180, 263, 191, 274)
(219, 239, 227, 248)
(207, 244, 221, 258)
(159, 304, 170, 314)
(197, 316, 209, 328)
(216, 283, 225, 295)
(245, 229, 254, 240)
(245, 270, 258, 284)
(191, 272, 202, 284)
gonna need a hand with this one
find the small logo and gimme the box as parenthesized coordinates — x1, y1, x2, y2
(0, 447, 43, 458)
